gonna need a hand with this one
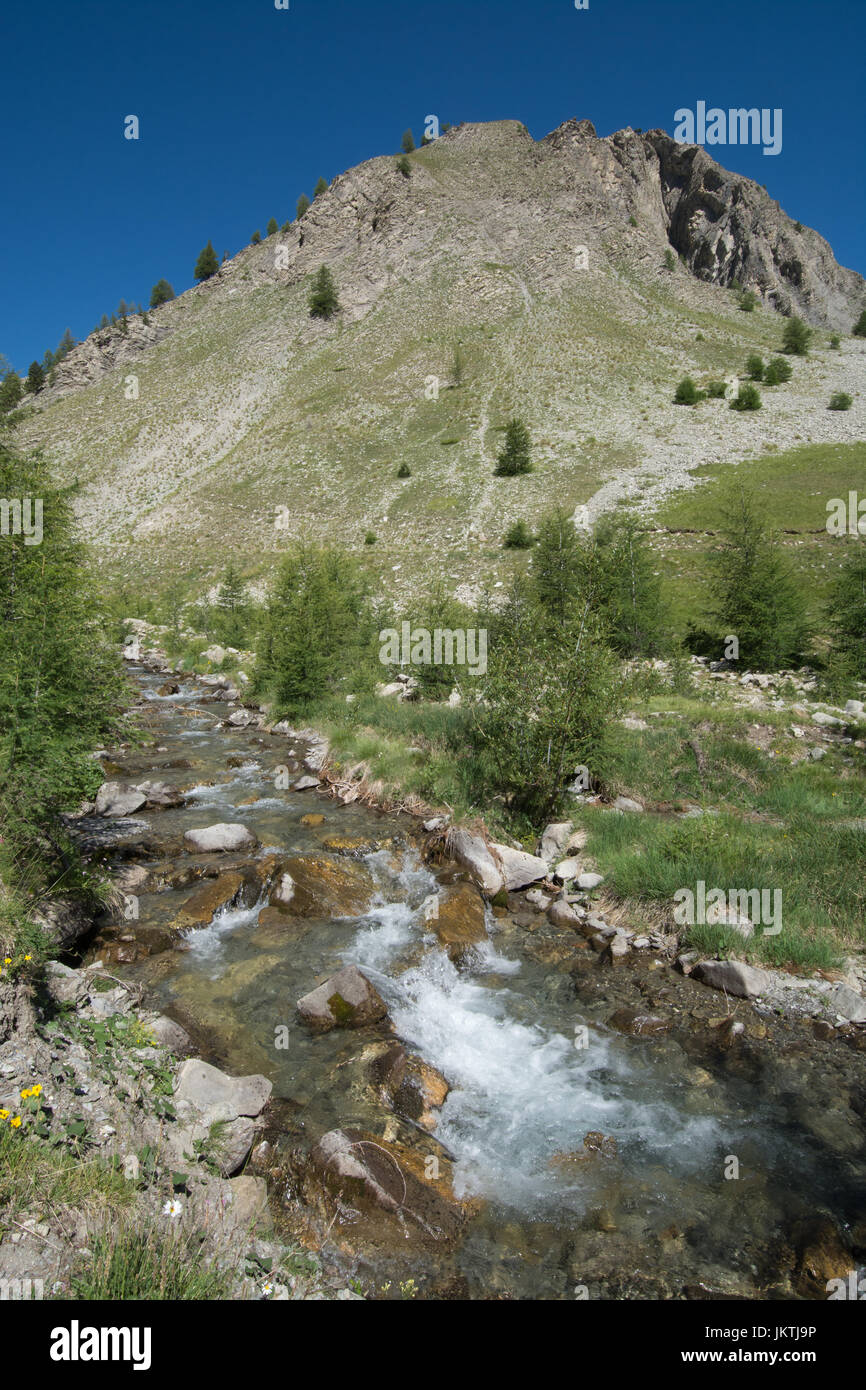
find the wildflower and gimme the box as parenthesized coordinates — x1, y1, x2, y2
(3, 958, 10, 965)
(20, 1087, 32, 1100)
(162, 1199, 183, 1218)
(30, 1084, 41, 1097)
(10, 1116, 22, 1128)
(262, 1282, 274, 1297)
(24, 955, 31, 962)
(0, 1110, 8, 1120)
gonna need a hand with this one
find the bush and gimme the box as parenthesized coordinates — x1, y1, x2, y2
(364, 531, 376, 545)
(745, 354, 764, 381)
(674, 377, 701, 405)
(853, 310, 866, 338)
(782, 316, 811, 355)
(494, 418, 532, 476)
(256, 545, 376, 712)
(828, 392, 853, 411)
(764, 356, 792, 385)
(705, 380, 727, 398)
(314, 177, 328, 198)
(471, 581, 621, 823)
(401, 129, 415, 154)
(504, 520, 533, 549)
(397, 462, 411, 478)
(738, 290, 758, 312)
(829, 335, 841, 349)
(266, 218, 278, 236)
(250, 230, 262, 245)
(149, 279, 175, 309)
(396, 154, 411, 178)
(730, 383, 762, 411)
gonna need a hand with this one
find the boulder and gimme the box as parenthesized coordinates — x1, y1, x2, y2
(183, 823, 257, 853)
(148, 1015, 193, 1054)
(613, 795, 644, 813)
(822, 982, 866, 1024)
(554, 856, 581, 881)
(135, 779, 184, 808)
(548, 898, 582, 929)
(812, 711, 844, 727)
(94, 782, 147, 818)
(309, 1128, 464, 1237)
(607, 1008, 672, 1036)
(577, 871, 604, 890)
(448, 829, 503, 896)
(43, 961, 88, 1008)
(692, 959, 774, 998)
(539, 821, 573, 863)
(270, 855, 375, 917)
(174, 1059, 272, 1119)
(296, 965, 388, 1033)
(293, 775, 320, 791)
(491, 843, 548, 891)
(172, 873, 245, 932)
(431, 881, 488, 961)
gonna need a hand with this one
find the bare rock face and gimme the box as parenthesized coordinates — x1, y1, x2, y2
(296, 965, 388, 1033)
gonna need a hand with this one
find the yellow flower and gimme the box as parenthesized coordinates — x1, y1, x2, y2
(3, 958, 10, 965)
(20, 1088, 31, 1100)
(24, 955, 31, 962)
(31, 1084, 42, 1097)
(10, 1116, 22, 1129)
(0, 1110, 8, 1120)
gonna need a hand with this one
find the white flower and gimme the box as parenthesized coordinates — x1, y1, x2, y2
(162, 1199, 183, 1218)
(262, 1282, 273, 1296)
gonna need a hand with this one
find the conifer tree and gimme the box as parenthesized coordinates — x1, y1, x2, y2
(308, 265, 340, 320)
(494, 418, 532, 476)
(24, 361, 45, 394)
(194, 240, 219, 282)
(296, 194, 311, 219)
(149, 279, 175, 309)
(314, 177, 328, 198)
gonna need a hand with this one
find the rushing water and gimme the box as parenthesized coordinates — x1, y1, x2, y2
(90, 669, 866, 1298)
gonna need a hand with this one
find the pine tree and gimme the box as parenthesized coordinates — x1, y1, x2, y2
(194, 240, 219, 282)
(705, 484, 810, 669)
(828, 546, 866, 677)
(396, 154, 411, 178)
(782, 315, 811, 355)
(149, 279, 175, 309)
(532, 508, 581, 624)
(266, 217, 278, 236)
(853, 309, 866, 338)
(215, 564, 248, 646)
(308, 265, 340, 320)
(314, 177, 328, 198)
(24, 361, 45, 394)
(401, 129, 415, 153)
(99, 314, 110, 330)
(41, 350, 55, 377)
(494, 418, 532, 476)
(0, 371, 22, 413)
(296, 194, 311, 219)
(250, 229, 262, 245)
(57, 328, 75, 358)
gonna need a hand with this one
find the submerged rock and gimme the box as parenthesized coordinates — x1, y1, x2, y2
(183, 823, 257, 853)
(309, 1128, 465, 1238)
(171, 872, 245, 932)
(431, 881, 488, 962)
(270, 854, 375, 917)
(296, 965, 388, 1033)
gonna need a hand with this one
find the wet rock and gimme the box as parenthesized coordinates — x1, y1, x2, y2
(270, 855, 375, 917)
(309, 1127, 464, 1238)
(547, 898, 583, 929)
(293, 775, 320, 791)
(296, 965, 388, 1033)
(607, 1008, 673, 1037)
(183, 823, 257, 853)
(431, 881, 488, 961)
(301, 813, 325, 827)
(524, 888, 551, 911)
(375, 1044, 451, 1130)
(94, 782, 147, 817)
(156, 681, 180, 696)
(692, 959, 773, 999)
(792, 1215, 853, 1296)
(134, 779, 185, 808)
(172, 873, 245, 932)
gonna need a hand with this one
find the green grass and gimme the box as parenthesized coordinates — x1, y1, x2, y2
(581, 687, 866, 967)
(67, 1224, 233, 1301)
(0, 1123, 135, 1219)
(649, 442, 866, 627)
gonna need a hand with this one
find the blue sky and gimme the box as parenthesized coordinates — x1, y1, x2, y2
(1, 0, 864, 372)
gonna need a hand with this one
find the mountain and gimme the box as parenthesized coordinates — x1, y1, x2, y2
(14, 117, 866, 602)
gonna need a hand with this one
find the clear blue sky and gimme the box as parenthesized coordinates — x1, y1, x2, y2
(1, 0, 864, 372)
